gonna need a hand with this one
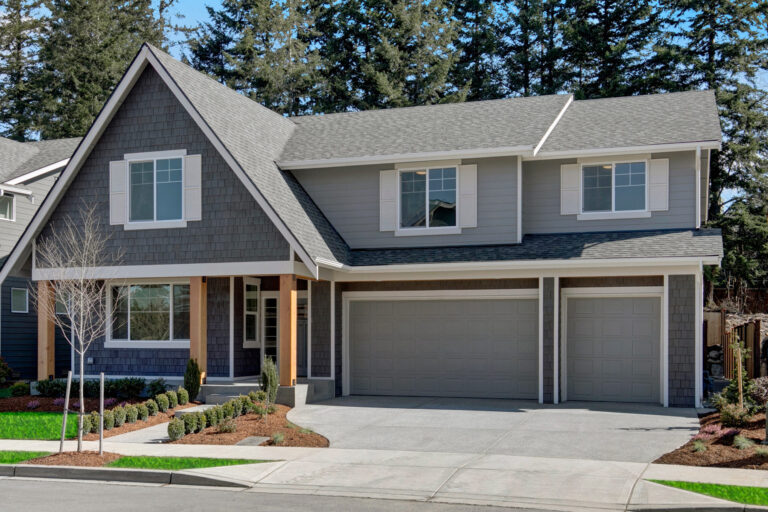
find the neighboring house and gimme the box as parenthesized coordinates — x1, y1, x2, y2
(0, 44, 722, 408)
(0, 136, 81, 379)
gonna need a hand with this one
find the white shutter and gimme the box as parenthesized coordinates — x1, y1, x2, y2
(109, 160, 127, 225)
(458, 164, 477, 228)
(184, 154, 202, 221)
(649, 158, 669, 211)
(379, 170, 397, 231)
(560, 163, 579, 215)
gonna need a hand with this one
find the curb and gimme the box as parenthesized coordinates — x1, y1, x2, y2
(6, 464, 250, 488)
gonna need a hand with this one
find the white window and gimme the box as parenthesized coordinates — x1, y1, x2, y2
(129, 157, 183, 222)
(261, 293, 279, 363)
(243, 278, 260, 349)
(10, 288, 27, 313)
(582, 161, 647, 213)
(109, 283, 190, 346)
(399, 167, 457, 229)
(55, 291, 68, 315)
(0, 194, 14, 221)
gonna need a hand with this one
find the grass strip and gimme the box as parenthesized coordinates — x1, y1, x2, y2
(651, 480, 768, 506)
(0, 412, 77, 440)
(0, 451, 51, 464)
(107, 455, 265, 471)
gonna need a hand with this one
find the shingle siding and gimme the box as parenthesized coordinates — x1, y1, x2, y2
(542, 278, 554, 403)
(232, 277, 260, 377)
(37, 67, 290, 266)
(310, 280, 331, 378)
(206, 277, 229, 378)
(668, 274, 696, 407)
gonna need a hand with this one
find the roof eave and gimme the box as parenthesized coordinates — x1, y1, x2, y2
(526, 140, 722, 161)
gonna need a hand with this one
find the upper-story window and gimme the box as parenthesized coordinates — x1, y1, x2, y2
(0, 193, 14, 221)
(400, 167, 457, 229)
(582, 161, 646, 213)
(129, 157, 183, 222)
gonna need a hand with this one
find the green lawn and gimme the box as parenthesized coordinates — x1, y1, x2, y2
(107, 456, 265, 471)
(651, 480, 768, 506)
(0, 412, 77, 440)
(0, 451, 51, 464)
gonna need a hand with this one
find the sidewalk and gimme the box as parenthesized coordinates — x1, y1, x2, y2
(0, 438, 764, 511)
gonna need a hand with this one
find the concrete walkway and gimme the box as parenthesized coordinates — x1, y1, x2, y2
(0, 438, 759, 510)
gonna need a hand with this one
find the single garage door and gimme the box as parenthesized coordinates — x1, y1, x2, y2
(566, 297, 660, 403)
(349, 298, 538, 399)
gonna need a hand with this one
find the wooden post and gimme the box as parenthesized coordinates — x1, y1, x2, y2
(189, 276, 208, 380)
(37, 280, 55, 381)
(279, 274, 297, 387)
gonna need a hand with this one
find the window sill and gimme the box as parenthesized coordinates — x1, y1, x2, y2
(576, 211, 651, 221)
(123, 220, 187, 231)
(394, 226, 462, 237)
(243, 341, 259, 349)
(104, 340, 190, 349)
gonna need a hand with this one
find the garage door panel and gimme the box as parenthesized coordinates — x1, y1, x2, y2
(567, 297, 660, 403)
(349, 298, 538, 399)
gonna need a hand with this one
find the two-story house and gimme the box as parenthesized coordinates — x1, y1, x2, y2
(0, 44, 722, 407)
(0, 136, 81, 378)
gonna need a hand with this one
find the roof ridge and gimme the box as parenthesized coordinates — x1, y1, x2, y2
(571, 89, 714, 105)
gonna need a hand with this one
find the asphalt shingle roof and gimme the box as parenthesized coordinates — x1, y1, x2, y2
(0, 137, 81, 184)
(349, 229, 723, 266)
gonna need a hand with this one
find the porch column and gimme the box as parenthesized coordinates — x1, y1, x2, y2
(37, 280, 55, 381)
(279, 274, 298, 386)
(189, 276, 207, 380)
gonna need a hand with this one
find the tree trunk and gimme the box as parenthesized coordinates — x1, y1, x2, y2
(77, 351, 84, 452)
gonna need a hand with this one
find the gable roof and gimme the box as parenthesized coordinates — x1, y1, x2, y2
(2, 138, 81, 184)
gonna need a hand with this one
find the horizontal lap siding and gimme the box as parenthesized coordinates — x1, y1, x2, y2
(0, 173, 58, 258)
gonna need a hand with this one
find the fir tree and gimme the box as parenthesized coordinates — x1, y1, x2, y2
(500, 0, 544, 96)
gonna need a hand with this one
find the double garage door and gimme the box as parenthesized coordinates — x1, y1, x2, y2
(347, 294, 661, 403)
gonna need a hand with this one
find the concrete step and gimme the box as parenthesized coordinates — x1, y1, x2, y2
(174, 404, 215, 417)
(205, 394, 248, 405)
(200, 382, 261, 396)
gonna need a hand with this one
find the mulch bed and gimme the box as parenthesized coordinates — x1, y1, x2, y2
(83, 403, 197, 440)
(0, 395, 143, 413)
(172, 404, 329, 447)
(655, 410, 768, 470)
(23, 451, 121, 467)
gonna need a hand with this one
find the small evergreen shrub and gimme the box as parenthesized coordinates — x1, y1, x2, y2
(183, 412, 198, 434)
(691, 440, 707, 453)
(229, 399, 241, 418)
(137, 403, 149, 421)
(113, 405, 126, 427)
(146, 398, 158, 416)
(713, 378, 759, 413)
(267, 404, 277, 415)
(10, 381, 29, 396)
(252, 404, 266, 417)
(147, 378, 167, 398)
(720, 403, 752, 427)
(155, 394, 169, 412)
(35, 379, 67, 397)
(218, 418, 237, 433)
(248, 391, 259, 402)
(271, 432, 284, 445)
(125, 405, 138, 423)
(255, 390, 267, 403)
(196, 411, 207, 432)
(261, 357, 279, 404)
(0, 357, 13, 383)
(756, 446, 768, 457)
(215, 405, 225, 423)
(205, 407, 219, 427)
(177, 387, 189, 406)
(222, 401, 234, 419)
(750, 377, 768, 406)
(90, 411, 101, 432)
(168, 418, 185, 441)
(184, 359, 201, 401)
(733, 435, 755, 450)
(165, 390, 178, 409)
(81, 413, 93, 434)
(238, 396, 250, 415)
(103, 410, 115, 430)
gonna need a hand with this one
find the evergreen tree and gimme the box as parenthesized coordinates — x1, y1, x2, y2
(0, 0, 42, 141)
(190, 0, 319, 116)
(500, 0, 544, 96)
(536, 0, 567, 95)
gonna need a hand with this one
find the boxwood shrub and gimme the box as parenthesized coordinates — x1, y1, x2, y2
(215, 405, 225, 423)
(145, 398, 158, 416)
(165, 390, 178, 409)
(182, 413, 197, 434)
(113, 405, 126, 427)
(103, 410, 115, 430)
(155, 394, 169, 413)
(81, 413, 93, 434)
(196, 411, 207, 432)
(125, 405, 138, 423)
(10, 381, 30, 397)
(177, 387, 189, 406)
(167, 418, 184, 441)
(90, 411, 101, 432)
(137, 403, 149, 421)
(204, 407, 218, 427)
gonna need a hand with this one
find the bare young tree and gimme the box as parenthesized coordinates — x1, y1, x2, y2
(32, 204, 124, 452)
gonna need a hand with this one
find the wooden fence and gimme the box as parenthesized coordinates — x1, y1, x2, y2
(722, 319, 762, 380)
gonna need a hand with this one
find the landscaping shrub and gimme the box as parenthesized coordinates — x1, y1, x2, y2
(35, 379, 67, 397)
(106, 378, 146, 399)
(205, 407, 219, 427)
(734, 435, 755, 450)
(90, 411, 101, 432)
(221, 402, 234, 420)
(756, 447, 768, 457)
(720, 403, 752, 427)
(196, 411, 207, 432)
(125, 405, 138, 423)
(248, 391, 259, 402)
(137, 403, 149, 421)
(165, 390, 178, 409)
(103, 410, 115, 430)
(271, 432, 284, 445)
(184, 359, 201, 401)
(183, 413, 198, 434)
(10, 381, 29, 397)
(177, 387, 189, 406)
(168, 418, 185, 441)
(145, 399, 158, 416)
(82, 379, 100, 398)
(229, 399, 241, 418)
(147, 379, 167, 398)
(155, 394, 169, 413)
(215, 405, 225, 423)
(81, 413, 93, 434)
(238, 396, 250, 415)
(713, 378, 759, 413)
(252, 404, 266, 417)
(261, 357, 278, 404)
(267, 404, 277, 415)
(255, 390, 267, 403)
(26, 400, 40, 410)
(750, 377, 768, 406)
(0, 357, 13, 384)
(113, 405, 126, 427)
(218, 418, 236, 433)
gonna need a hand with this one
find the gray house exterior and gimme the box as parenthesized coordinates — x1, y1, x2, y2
(0, 44, 723, 407)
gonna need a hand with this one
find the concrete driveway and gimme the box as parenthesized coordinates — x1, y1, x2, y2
(287, 396, 699, 463)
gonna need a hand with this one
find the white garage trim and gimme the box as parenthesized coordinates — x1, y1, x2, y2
(342, 288, 539, 396)
(538, 277, 544, 404)
(553, 276, 560, 404)
(559, 286, 665, 405)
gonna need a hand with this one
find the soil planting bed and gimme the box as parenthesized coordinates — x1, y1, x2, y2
(24, 451, 121, 467)
(656, 411, 768, 470)
(172, 404, 329, 447)
(83, 403, 196, 440)
(0, 395, 145, 413)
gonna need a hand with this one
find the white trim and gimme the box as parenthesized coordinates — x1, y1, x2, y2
(123, 220, 187, 231)
(559, 286, 665, 405)
(82, 374, 183, 381)
(695, 146, 702, 229)
(553, 276, 559, 404)
(307, 280, 312, 379)
(516, 156, 522, 243)
(533, 96, 573, 156)
(538, 277, 544, 404)
(395, 159, 460, 170)
(0, 184, 32, 196)
(662, 274, 669, 407)
(396, 166, 459, 234)
(124, 149, 187, 160)
(7, 158, 70, 185)
(229, 276, 234, 380)
(32, 260, 306, 281)
(243, 277, 261, 349)
(342, 288, 539, 397)
(10, 287, 28, 313)
(104, 340, 190, 349)
(695, 268, 703, 408)
(577, 211, 651, 221)
(330, 280, 336, 382)
(0, 193, 16, 222)
(124, 151, 186, 228)
(579, 158, 650, 216)
(278, 146, 534, 170)
(704, 149, 711, 222)
(395, 227, 461, 237)
(526, 141, 721, 161)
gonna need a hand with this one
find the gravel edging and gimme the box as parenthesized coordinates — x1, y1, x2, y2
(4, 463, 250, 488)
